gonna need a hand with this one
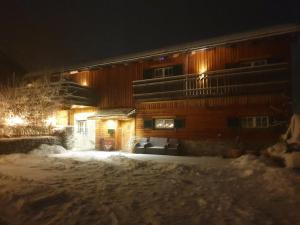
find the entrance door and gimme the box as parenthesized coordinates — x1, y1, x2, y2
(73, 113, 96, 150)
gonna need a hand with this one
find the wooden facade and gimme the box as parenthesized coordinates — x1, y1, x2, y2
(59, 30, 299, 152)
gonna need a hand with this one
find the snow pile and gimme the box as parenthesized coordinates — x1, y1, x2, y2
(232, 154, 297, 195)
(266, 142, 287, 158)
(231, 154, 266, 175)
(30, 144, 67, 155)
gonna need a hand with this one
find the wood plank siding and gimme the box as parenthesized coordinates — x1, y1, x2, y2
(70, 38, 290, 108)
(135, 94, 290, 142)
(68, 37, 293, 148)
(70, 63, 144, 108)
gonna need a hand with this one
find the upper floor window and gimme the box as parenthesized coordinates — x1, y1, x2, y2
(143, 64, 183, 79)
(225, 58, 283, 69)
(153, 67, 174, 78)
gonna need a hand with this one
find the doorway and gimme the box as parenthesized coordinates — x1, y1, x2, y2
(73, 113, 96, 150)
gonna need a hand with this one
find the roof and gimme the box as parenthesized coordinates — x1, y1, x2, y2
(27, 24, 300, 77)
(88, 108, 136, 120)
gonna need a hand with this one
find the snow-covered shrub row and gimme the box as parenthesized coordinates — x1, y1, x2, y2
(0, 137, 61, 154)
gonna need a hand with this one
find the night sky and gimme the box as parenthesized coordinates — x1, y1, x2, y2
(0, 0, 299, 72)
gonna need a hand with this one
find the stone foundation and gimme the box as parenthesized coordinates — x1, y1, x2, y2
(181, 139, 275, 157)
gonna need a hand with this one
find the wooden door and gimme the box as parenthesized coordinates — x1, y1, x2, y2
(116, 127, 122, 150)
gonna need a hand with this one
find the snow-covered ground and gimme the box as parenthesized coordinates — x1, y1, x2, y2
(0, 146, 300, 225)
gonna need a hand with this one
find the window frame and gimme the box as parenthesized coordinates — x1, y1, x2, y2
(153, 66, 175, 79)
(240, 116, 269, 129)
(77, 120, 88, 135)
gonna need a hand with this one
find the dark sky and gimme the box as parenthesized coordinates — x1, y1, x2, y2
(0, 0, 299, 72)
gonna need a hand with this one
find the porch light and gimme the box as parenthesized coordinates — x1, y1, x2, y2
(106, 120, 117, 130)
(6, 116, 26, 126)
(199, 73, 206, 80)
(199, 66, 207, 75)
(81, 80, 88, 86)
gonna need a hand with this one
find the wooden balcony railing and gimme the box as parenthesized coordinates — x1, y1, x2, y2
(133, 63, 290, 101)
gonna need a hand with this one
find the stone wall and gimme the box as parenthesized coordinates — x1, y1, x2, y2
(0, 136, 61, 154)
(180, 138, 275, 157)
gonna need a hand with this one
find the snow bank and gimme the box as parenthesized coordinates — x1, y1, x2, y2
(30, 144, 67, 155)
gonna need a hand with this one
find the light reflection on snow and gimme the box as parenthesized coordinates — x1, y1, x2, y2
(50, 151, 125, 162)
(48, 150, 212, 165)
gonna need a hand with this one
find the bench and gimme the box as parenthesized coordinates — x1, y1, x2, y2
(146, 137, 168, 155)
(134, 137, 180, 155)
(134, 137, 149, 154)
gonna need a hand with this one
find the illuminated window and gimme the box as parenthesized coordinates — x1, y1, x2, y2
(241, 116, 269, 128)
(155, 119, 175, 129)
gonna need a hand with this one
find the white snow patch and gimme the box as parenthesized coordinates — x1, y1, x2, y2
(0, 149, 299, 225)
(30, 144, 67, 155)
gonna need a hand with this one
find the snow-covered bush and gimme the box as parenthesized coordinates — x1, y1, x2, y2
(30, 144, 67, 155)
(0, 76, 66, 137)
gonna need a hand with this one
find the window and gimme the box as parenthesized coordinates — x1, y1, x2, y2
(240, 116, 269, 129)
(143, 118, 185, 129)
(240, 59, 268, 67)
(153, 67, 174, 78)
(155, 119, 175, 129)
(143, 64, 183, 79)
(77, 120, 88, 135)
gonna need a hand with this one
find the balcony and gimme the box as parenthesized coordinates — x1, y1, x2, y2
(133, 63, 290, 102)
(51, 80, 98, 107)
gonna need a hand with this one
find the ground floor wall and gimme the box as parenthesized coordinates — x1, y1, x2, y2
(135, 94, 291, 155)
(53, 93, 291, 154)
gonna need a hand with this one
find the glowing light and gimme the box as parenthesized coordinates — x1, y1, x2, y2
(6, 116, 26, 126)
(70, 70, 79, 75)
(71, 105, 89, 109)
(46, 117, 57, 126)
(81, 80, 88, 86)
(106, 120, 117, 130)
(199, 66, 207, 74)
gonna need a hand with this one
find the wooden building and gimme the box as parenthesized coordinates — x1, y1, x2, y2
(30, 24, 300, 154)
